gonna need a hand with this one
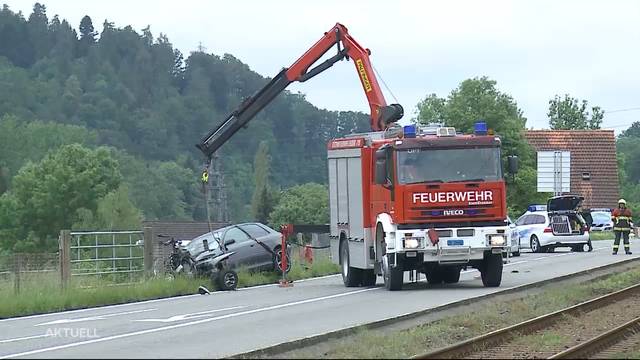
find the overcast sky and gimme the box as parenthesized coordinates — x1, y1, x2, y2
(7, 0, 640, 132)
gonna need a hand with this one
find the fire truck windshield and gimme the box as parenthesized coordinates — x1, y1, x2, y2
(397, 147, 502, 184)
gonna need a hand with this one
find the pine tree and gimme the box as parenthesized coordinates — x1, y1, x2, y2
(77, 15, 96, 56)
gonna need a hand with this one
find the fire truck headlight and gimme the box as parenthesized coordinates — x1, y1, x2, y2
(489, 235, 506, 246)
(403, 238, 422, 249)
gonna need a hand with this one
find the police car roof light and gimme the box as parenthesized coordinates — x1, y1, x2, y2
(528, 204, 547, 212)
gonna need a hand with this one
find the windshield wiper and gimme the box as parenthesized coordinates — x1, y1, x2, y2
(448, 178, 486, 183)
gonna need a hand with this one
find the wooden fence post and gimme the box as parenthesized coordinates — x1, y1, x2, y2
(59, 230, 71, 289)
(143, 226, 154, 278)
(13, 255, 20, 295)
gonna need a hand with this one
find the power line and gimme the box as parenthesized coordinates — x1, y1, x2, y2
(604, 107, 640, 114)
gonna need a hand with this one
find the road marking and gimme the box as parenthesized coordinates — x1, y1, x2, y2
(133, 306, 246, 323)
(0, 335, 47, 344)
(0, 288, 377, 359)
(34, 309, 157, 326)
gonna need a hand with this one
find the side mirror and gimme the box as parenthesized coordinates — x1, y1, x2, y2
(375, 146, 394, 190)
(225, 239, 236, 246)
(507, 155, 519, 174)
(203, 239, 210, 252)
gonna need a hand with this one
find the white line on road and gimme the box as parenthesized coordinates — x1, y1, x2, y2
(0, 335, 48, 344)
(133, 306, 247, 323)
(0, 288, 378, 359)
(34, 308, 157, 326)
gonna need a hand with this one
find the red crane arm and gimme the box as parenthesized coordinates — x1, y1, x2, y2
(285, 23, 403, 131)
(196, 23, 403, 158)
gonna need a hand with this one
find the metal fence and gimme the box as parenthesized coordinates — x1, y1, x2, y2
(0, 253, 59, 294)
(67, 230, 145, 282)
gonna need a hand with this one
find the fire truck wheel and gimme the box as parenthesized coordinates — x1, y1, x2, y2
(481, 253, 503, 287)
(340, 240, 362, 287)
(382, 255, 403, 291)
(361, 269, 377, 287)
(442, 267, 461, 284)
(425, 269, 443, 284)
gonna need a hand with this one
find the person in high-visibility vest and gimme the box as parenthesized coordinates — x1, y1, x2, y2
(612, 199, 633, 255)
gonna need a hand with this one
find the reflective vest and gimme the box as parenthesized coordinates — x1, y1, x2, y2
(612, 208, 633, 231)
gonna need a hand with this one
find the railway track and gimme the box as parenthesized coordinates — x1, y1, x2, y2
(413, 283, 640, 359)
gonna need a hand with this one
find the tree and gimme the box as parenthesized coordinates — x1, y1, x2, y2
(269, 183, 329, 227)
(73, 185, 142, 230)
(414, 93, 445, 124)
(77, 15, 96, 56)
(251, 141, 274, 223)
(548, 94, 603, 130)
(7, 144, 121, 250)
(621, 121, 640, 138)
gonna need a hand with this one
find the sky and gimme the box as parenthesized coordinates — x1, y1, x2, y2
(6, 0, 640, 133)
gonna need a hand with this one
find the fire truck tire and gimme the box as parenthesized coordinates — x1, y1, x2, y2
(340, 240, 362, 287)
(383, 255, 403, 291)
(442, 267, 461, 284)
(425, 269, 443, 284)
(361, 269, 377, 287)
(481, 253, 503, 287)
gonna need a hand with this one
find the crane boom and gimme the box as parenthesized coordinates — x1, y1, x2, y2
(196, 23, 403, 158)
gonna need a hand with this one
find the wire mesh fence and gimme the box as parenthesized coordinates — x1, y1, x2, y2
(0, 253, 59, 295)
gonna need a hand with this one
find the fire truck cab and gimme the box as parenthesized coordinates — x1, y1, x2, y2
(328, 122, 511, 290)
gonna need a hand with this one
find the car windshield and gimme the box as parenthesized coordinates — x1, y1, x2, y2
(397, 147, 502, 184)
(186, 231, 221, 255)
(592, 212, 611, 223)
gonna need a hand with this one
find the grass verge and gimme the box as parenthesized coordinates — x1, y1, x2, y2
(281, 267, 640, 359)
(0, 254, 339, 319)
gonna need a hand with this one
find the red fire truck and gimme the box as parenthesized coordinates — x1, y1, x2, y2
(196, 23, 516, 291)
(328, 123, 515, 290)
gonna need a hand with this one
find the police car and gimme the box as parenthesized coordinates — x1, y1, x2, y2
(514, 196, 590, 253)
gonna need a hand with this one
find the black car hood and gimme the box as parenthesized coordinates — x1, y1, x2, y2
(547, 195, 584, 212)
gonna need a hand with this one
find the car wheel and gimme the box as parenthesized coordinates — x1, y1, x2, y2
(531, 235, 542, 253)
(340, 240, 362, 287)
(273, 246, 292, 274)
(572, 244, 585, 252)
(213, 269, 238, 291)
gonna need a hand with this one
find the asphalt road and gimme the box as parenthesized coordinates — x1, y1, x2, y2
(1, 240, 638, 359)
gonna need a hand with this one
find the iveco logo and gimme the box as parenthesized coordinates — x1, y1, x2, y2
(443, 210, 464, 216)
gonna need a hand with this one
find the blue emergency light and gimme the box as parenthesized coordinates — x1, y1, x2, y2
(403, 125, 417, 138)
(527, 204, 547, 212)
(474, 121, 488, 135)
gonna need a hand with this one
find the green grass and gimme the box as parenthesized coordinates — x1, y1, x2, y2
(282, 267, 640, 359)
(610, 350, 640, 359)
(0, 254, 339, 319)
(590, 231, 616, 241)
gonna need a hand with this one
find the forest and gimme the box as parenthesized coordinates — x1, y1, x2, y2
(1, 3, 638, 254)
